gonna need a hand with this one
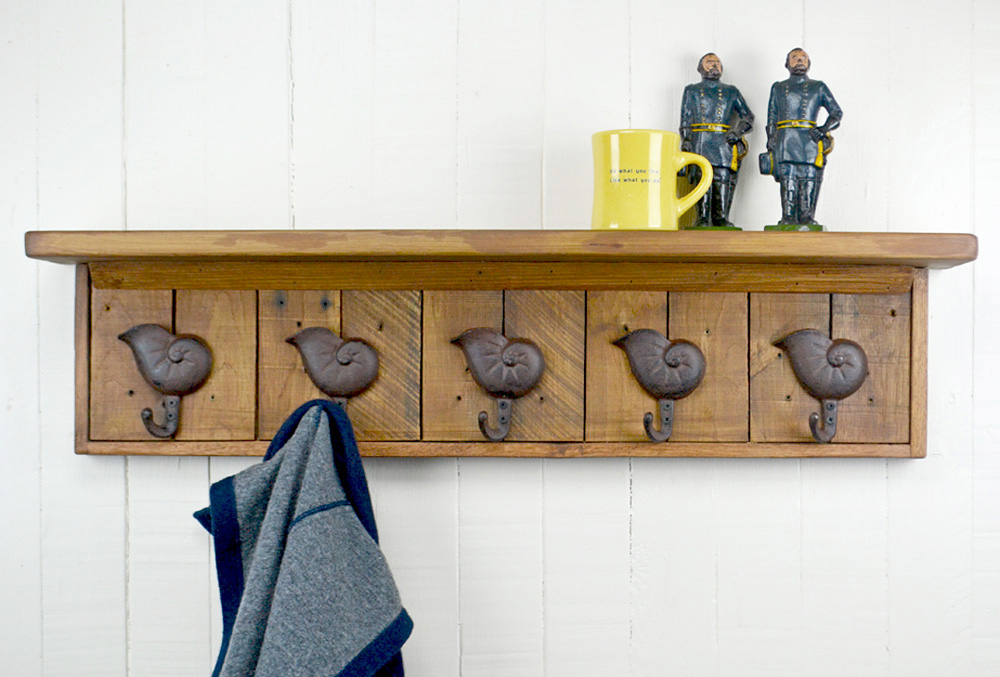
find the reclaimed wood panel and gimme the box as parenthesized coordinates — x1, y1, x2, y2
(257, 290, 340, 439)
(90, 288, 173, 440)
(668, 292, 748, 441)
(503, 291, 585, 441)
(342, 290, 421, 441)
(750, 293, 831, 442)
(422, 291, 503, 440)
(910, 270, 928, 457)
(88, 260, 915, 295)
(585, 291, 668, 441)
(174, 291, 256, 440)
(832, 292, 911, 443)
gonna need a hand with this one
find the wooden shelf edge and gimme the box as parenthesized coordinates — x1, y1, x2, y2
(27, 229, 978, 269)
(79, 440, 914, 458)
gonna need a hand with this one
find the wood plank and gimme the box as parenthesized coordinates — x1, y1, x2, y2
(175, 290, 256, 440)
(257, 290, 339, 438)
(911, 270, 928, 458)
(668, 292, 748, 441)
(26, 229, 979, 268)
(89, 288, 173, 440)
(503, 291, 585, 441)
(585, 291, 668, 441)
(88, 260, 916, 294)
(750, 293, 831, 442)
(76, 265, 90, 451)
(832, 293, 911, 443)
(342, 290, 421, 441)
(422, 291, 503, 440)
(79, 440, 913, 458)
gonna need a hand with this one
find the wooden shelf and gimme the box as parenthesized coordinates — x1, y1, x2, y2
(26, 229, 977, 267)
(24, 229, 977, 459)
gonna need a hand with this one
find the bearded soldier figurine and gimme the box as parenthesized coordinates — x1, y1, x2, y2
(679, 53, 754, 229)
(761, 48, 842, 230)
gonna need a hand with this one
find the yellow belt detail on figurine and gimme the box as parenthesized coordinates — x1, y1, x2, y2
(815, 140, 824, 168)
(776, 119, 817, 129)
(691, 123, 730, 132)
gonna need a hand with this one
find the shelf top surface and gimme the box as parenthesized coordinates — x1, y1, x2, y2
(25, 229, 978, 268)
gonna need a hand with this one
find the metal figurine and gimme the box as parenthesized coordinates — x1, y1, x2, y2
(679, 53, 754, 229)
(761, 48, 843, 230)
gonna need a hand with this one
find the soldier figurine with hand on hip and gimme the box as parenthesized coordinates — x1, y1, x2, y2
(761, 47, 842, 230)
(679, 53, 754, 229)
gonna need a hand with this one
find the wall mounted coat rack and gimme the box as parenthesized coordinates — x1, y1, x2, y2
(25, 229, 977, 458)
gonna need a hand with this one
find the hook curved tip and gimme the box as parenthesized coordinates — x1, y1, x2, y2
(643, 411, 671, 443)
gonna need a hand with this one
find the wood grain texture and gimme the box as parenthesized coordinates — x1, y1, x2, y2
(910, 270, 928, 458)
(585, 291, 668, 442)
(75, 265, 90, 451)
(832, 292, 911, 443)
(175, 290, 256, 440)
(422, 291, 503, 440)
(26, 229, 978, 267)
(257, 290, 339, 438)
(668, 292, 748, 441)
(342, 290, 421, 441)
(87, 260, 917, 294)
(89, 288, 173, 440)
(750, 293, 831, 442)
(503, 291, 584, 441)
(79, 440, 913, 458)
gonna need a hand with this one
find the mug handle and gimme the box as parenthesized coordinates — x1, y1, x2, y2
(676, 152, 714, 217)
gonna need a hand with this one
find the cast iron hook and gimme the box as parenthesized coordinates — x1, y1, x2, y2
(286, 327, 379, 406)
(774, 329, 868, 444)
(451, 328, 545, 442)
(613, 329, 706, 443)
(118, 324, 213, 439)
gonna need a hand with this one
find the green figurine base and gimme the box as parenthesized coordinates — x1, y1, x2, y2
(763, 223, 824, 232)
(683, 225, 743, 231)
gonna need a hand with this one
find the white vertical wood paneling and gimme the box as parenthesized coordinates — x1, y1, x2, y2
(459, 459, 544, 676)
(886, 2, 975, 675)
(630, 462, 718, 675)
(542, 0, 630, 228)
(543, 460, 630, 676)
(364, 458, 461, 676)
(36, 1, 128, 674)
(0, 2, 40, 672)
(973, 1, 1000, 673)
(803, 0, 890, 232)
(371, 0, 458, 228)
(457, 0, 544, 228)
(291, 0, 376, 228)
(715, 461, 804, 676)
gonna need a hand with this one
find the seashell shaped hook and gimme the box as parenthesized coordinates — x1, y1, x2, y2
(613, 329, 706, 442)
(451, 328, 545, 442)
(118, 324, 213, 438)
(287, 327, 379, 407)
(774, 328, 869, 443)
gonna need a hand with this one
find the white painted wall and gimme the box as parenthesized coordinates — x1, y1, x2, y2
(1, 1, 996, 674)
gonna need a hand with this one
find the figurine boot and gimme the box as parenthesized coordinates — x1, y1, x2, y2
(799, 180, 820, 226)
(778, 180, 798, 225)
(695, 189, 712, 227)
(713, 179, 735, 227)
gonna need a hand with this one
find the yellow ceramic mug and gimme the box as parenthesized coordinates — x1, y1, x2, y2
(591, 129, 713, 230)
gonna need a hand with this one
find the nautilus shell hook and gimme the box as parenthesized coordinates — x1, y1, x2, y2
(451, 328, 545, 442)
(286, 327, 379, 407)
(118, 324, 213, 438)
(613, 329, 706, 442)
(774, 328, 869, 443)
